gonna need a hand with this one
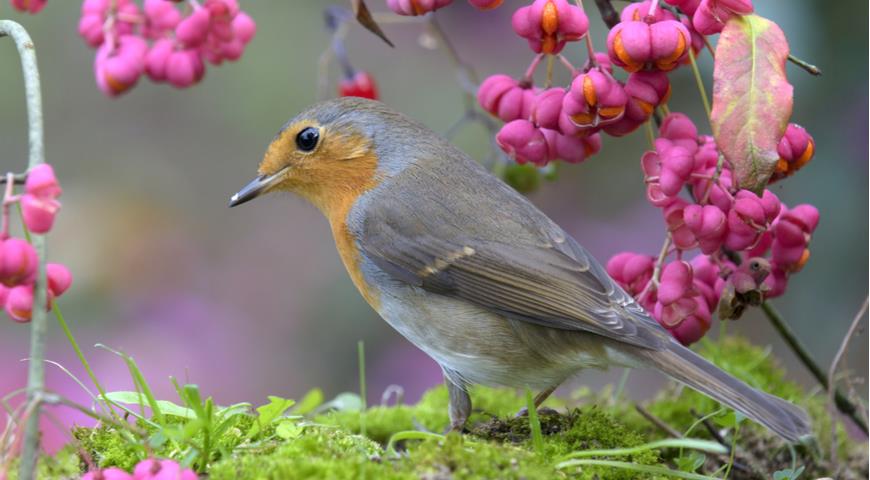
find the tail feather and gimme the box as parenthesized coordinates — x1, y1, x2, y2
(642, 342, 812, 442)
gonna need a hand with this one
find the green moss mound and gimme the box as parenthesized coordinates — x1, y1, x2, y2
(37, 336, 868, 479)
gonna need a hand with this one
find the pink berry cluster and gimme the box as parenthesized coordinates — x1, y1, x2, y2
(385, 0, 502, 16)
(607, 112, 818, 345)
(82, 458, 198, 480)
(472, 0, 715, 168)
(72, 0, 256, 96)
(1, 165, 72, 323)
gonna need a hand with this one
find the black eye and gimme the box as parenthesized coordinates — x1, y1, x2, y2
(295, 127, 319, 151)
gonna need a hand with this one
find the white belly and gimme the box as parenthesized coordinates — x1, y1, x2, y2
(373, 281, 626, 389)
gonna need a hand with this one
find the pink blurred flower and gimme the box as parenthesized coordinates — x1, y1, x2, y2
(10, 0, 47, 14)
(133, 459, 198, 480)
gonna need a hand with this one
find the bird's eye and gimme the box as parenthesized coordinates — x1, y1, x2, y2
(296, 127, 319, 152)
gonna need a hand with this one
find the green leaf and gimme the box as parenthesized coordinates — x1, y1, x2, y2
(773, 466, 805, 480)
(105, 391, 195, 419)
(713, 409, 747, 429)
(246, 396, 296, 439)
(675, 452, 706, 473)
(711, 14, 793, 193)
(275, 420, 303, 440)
(316, 392, 363, 413)
(291, 388, 324, 415)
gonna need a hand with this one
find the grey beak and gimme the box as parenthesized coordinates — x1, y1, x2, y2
(229, 167, 288, 208)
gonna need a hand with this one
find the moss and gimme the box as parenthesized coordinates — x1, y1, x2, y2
(6, 445, 81, 480)
(72, 424, 146, 472)
(208, 425, 400, 480)
(45, 335, 867, 479)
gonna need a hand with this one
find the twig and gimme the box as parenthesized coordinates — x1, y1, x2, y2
(787, 54, 821, 76)
(761, 302, 868, 435)
(691, 408, 728, 446)
(592, 0, 620, 28)
(0, 174, 25, 185)
(687, 48, 711, 121)
(634, 404, 682, 438)
(635, 405, 757, 476)
(0, 20, 49, 480)
(828, 298, 868, 462)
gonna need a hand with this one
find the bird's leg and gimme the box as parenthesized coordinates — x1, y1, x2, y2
(446, 378, 471, 433)
(514, 384, 559, 417)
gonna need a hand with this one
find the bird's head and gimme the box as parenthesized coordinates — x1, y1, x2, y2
(229, 97, 421, 217)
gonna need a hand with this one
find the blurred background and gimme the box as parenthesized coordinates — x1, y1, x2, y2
(0, 1, 866, 451)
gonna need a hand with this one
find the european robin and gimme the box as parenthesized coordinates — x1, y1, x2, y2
(230, 97, 810, 442)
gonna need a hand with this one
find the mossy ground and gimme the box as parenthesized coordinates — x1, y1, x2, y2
(24, 336, 868, 479)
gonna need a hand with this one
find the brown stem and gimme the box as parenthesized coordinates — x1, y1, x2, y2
(761, 302, 868, 435)
(787, 54, 822, 76)
(592, 0, 620, 29)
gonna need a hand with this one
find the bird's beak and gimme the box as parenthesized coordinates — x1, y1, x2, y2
(228, 166, 289, 207)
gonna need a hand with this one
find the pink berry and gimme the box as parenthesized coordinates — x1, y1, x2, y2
(144, 0, 181, 36)
(477, 75, 534, 123)
(607, 19, 690, 72)
(232, 12, 256, 44)
(530, 88, 566, 130)
(772, 123, 814, 182)
(607, 252, 654, 296)
(94, 35, 148, 97)
(563, 69, 627, 128)
(21, 193, 59, 234)
(46, 263, 72, 297)
(658, 260, 693, 305)
(386, 0, 453, 16)
(693, 0, 753, 35)
(468, 0, 502, 9)
(659, 112, 698, 142)
(176, 7, 212, 48)
(496, 120, 548, 166)
(512, 0, 589, 55)
(0, 238, 38, 287)
(145, 39, 174, 82)
(5, 285, 33, 323)
(664, 0, 700, 15)
(166, 50, 205, 88)
(623, 1, 680, 22)
(25, 164, 61, 198)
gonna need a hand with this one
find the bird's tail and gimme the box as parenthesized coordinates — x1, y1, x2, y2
(640, 341, 812, 442)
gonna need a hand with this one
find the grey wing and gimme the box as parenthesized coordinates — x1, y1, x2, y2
(352, 159, 671, 350)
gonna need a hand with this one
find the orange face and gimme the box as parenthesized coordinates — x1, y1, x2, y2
(255, 119, 380, 218)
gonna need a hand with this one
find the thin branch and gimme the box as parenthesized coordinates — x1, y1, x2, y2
(634, 404, 682, 438)
(828, 298, 868, 462)
(0, 174, 25, 185)
(787, 54, 822, 76)
(0, 20, 48, 480)
(592, 0, 620, 28)
(761, 301, 868, 435)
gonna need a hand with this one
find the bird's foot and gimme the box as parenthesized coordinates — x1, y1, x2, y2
(514, 406, 559, 418)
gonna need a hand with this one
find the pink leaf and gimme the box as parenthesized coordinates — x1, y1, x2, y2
(711, 14, 793, 194)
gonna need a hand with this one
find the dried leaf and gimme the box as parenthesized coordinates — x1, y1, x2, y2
(711, 14, 793, 194)
(352, 0, 394, 47)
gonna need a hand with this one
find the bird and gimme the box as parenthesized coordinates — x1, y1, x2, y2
(229, 96, 812, 442)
